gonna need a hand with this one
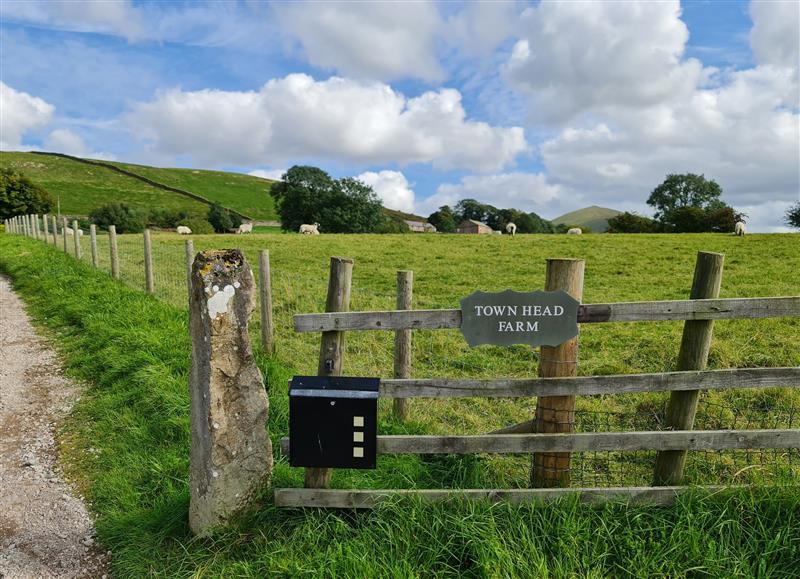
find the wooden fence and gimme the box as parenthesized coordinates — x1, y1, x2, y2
(275, 253, 800, 508)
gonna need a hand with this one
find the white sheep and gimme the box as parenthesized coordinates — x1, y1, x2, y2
(299, 223, 320, 235)
(735, 221, 746, 236)
(505, 222, 517, 236)
(65, 227, 84, 236)
(176, 225, 192, 235)
(567, 227, 582, 235)
(236, 222, 253, 234)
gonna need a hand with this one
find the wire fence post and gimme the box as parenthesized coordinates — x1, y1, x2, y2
(109, 225, 119, 279)
(51, 215, 57, 245)
(185, 239, 194, 303)
(90, 224, 98, 267)
(72, 219, 82, 259)
(143, 228, 154, 294)
(42, 213, 49, 241)
(62, 217, 68, 252)
(531, 258, 585, 488)
(393, 270, 413, 421)
(258, 249, 275, 355)
(653, 251, 725, 485)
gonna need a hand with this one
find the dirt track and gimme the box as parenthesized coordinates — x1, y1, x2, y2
(0, 275, 108, 578)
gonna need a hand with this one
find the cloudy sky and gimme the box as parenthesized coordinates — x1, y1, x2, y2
(1, 1, 798, 231)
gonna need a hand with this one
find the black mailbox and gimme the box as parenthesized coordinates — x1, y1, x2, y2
(289, 376, 379, 469)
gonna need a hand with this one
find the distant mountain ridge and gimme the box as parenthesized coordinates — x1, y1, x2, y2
(552, 205, 622, 232)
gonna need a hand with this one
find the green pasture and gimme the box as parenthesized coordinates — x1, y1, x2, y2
(2, 233, 799, 577)
(109, 161, 278, 220)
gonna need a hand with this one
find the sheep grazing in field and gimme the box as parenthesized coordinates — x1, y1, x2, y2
(236, 222, 253, 234)
(735, 221, 746, 236)
(176, 225, 192, 235)
(299, 223, 320, 235)
(65, 227, 84, 236)
(567, 227, 582, 235)
(505, 222, 517, 236)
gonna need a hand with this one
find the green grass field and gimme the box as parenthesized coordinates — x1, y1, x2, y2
(109, 161, 277, 220)
(0, 152, 278, 221)
(2, 232, 799, 577)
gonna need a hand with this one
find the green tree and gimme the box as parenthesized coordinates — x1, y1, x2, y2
(428, 205, 457, 232)
(0, 167, 54, 219)
(270, 166, 385, 233)
(454, 199, 490, 223)
(89, 202, 146, 233)
(607, 212, 659, 233)
(647, 173, 723, 220)
(703, 205, 745, 233)
(786, 202, 800, 229)
(207, 203, 242, 233)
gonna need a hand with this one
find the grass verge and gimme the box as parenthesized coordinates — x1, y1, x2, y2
(1, 234, 799, 578)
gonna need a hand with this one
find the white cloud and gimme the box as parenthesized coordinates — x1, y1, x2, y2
(356, 170, 416, 213)
(0, 82, 54, 149)
(248, 169, 286, 181)
(505, 1, 705, 123)
(274, 1, 443, 82)
(444, 2, 523, 57)
(750, 1, 800, 68)
(1, 0, 146, 42)
(44, 128, 116, 160)
(417, 172, 561, 216)
(126, 74, 528, 171)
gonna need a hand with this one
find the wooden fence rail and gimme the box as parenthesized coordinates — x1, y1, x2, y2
(294, 297, 800, 332)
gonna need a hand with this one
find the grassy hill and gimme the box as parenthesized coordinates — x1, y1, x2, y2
(0, 151, 278, 221)
(552, 205, 622, 232)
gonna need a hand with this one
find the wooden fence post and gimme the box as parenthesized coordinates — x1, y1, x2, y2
(62, 217, 68, 252)
(109, 225, 119, 279)
(258, 249, 275, 355)
(72, 219, 81, 259)
(51, 215, 57, 245)
(653, 251, 724, 485)
(305, 256, 354, 489)
(393, 270, 413, 421)
(143, 228, 154, 294)
(531, 258, 585, 488)
(185, 239, 194, 302)
(90, 224, 98, 267)
(42, 214, 49, 241)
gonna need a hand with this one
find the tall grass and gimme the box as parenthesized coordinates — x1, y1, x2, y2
(1, 235, 799, 577)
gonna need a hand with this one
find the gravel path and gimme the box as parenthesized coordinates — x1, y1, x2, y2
(0, 275, 109, 578)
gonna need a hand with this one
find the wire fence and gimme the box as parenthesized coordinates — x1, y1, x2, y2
(7, 217, 800, 488)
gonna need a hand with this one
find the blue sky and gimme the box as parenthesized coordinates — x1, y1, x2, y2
(1, 1, 798, 230)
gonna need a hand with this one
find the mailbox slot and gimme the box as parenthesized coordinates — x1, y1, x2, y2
(289, 376, 379, 469)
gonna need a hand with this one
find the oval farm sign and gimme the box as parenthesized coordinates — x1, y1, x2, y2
(459, 289, 580, 348)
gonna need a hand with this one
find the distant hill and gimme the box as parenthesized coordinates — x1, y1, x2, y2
(383, 208, 429, 223)
(552, 205, 622, 232)
(0, 151, 278, 220)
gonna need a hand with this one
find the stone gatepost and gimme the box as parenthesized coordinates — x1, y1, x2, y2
(188, 249, 272, 536)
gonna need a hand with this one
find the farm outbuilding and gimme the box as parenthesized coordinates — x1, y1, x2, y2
(404, 220, 437, 233)
(456, 219, 493, 234)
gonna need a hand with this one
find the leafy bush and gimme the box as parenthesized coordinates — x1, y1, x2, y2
(0, 167, 54, 219)
(607, 212, 659, 233)
(786, 202, 800, 229)
(428, 206, 457, 233)
(89, 202, 147, 233)
(208, 203, 242, 233)
(178, 217, 214, 234)
(149, 208, 190, 229)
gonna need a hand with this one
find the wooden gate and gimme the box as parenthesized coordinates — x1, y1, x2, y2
(275, 252, 800, 508)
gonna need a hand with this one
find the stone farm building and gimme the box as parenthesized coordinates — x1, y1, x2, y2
(404, 220, 437, 233)
(456, 219, 493, 234)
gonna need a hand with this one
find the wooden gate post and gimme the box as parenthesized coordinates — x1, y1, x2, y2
(393, 270, 413, 421)
(258, 250, 274, 355)
(109, 225, 119, 279)
(72, 220, 82, 259)
(305, 256, 354, 489)
(653, 251, 724, 485)
(531, 258, 585, 488)
(143, 229, 154, 294)
(90, 224, 98, 267)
